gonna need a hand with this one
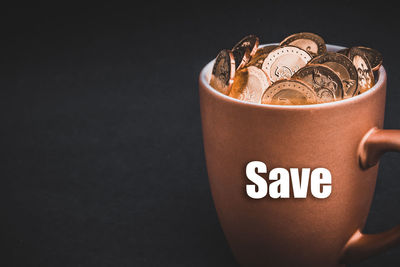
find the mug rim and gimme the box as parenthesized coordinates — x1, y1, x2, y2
(199, 43, 386, 110)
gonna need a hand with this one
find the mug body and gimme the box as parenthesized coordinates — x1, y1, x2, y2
(199, 44, 387, 266)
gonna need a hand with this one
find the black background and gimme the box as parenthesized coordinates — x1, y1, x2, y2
(4, 2, 400, 266)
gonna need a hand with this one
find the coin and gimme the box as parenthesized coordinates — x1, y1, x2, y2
(232, 47, 251, 70)
(337, 48, 349, 56)
(229, 66, 270, 104)
(280, 32, 327, 56)
(292, 64, 344, 102)
(261, 46, 312, 83)
(348, 47, 374, 93)
(232, 35, 259, 70)
(233, 35, 260, 57)
(209, 49, 236, 95)
(261, 79, 317, 105)
(247, 45, 278, 68)
(309, 52, 359, 97)
(209, 33, 382, 105)
(356, 46, 383, 71)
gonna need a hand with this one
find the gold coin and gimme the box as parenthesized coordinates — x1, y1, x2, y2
(310, 52, 359, 97)
(232, 35, 259, 69)
(292, 64, 344, 103)
(356, 46, 383, 71)
(261, 46, 311, 83)
(348, 47, 374, 93)
(261, 79, 317, 105)
(247, 45, 278, 68)
(209, 49, 235, 95)
(280, 32, 327, 56)
(229, 66, 270, 104)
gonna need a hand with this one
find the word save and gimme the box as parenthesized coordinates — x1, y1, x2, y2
(246, 161, 332, 199)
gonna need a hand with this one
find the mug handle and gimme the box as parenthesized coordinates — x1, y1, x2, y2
(340, 127, 400, 263)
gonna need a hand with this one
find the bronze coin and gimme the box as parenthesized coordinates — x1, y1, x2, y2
(233, 35, 260, 57)
(247, 45, 278, 68)
(232, 35, 259, 69)
(292, 64, 344, 102)
(232, 47, 251, 70)
(337, 48, 349, 57)
(261, 79, 317, 105)
(356, 46, 383, 71)
(310, 52, 359, 97)
(261, 46, 312, 83)
(209, 49, 236, 95)
(280, 32, 327, 56)
(229, 66, 270, 104)
(348, 47, 375, 93)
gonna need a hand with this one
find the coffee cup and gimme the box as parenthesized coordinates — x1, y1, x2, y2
(199, 44, 400, 266)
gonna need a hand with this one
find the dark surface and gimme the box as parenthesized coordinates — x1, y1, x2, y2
(4, 2, 400, 266)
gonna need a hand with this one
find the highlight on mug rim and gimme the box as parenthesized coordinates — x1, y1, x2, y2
(200, 44, 386, 109)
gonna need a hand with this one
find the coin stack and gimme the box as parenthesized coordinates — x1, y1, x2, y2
(209, 33, 383, 105)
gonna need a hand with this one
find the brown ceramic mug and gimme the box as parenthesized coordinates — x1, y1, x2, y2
(199, 44, 400, 266)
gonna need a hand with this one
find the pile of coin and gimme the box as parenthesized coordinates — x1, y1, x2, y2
(209, 33, 383, 105)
